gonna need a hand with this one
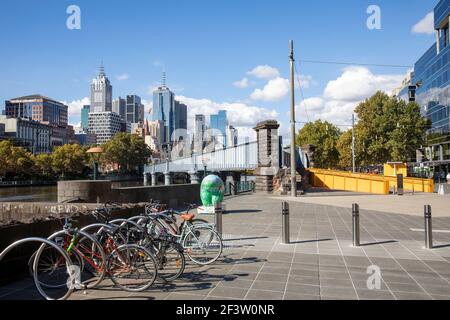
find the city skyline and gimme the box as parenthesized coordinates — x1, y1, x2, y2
(0, 0, 439, 141)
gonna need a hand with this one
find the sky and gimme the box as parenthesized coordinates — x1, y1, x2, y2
(0, 0, 439, 141)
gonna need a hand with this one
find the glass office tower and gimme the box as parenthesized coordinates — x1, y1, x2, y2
(413, 0, 450, 174)
(152, 86, 174, 145)
(210, 110, 228, 146)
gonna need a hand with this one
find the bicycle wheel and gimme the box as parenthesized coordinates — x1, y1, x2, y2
(153, 241, 185, 282)
(28, 245, 84, 289)
(183, 226, 223, 265)
(0, 237, 74, 300)
(42, 230, 106, 289)
(106, 244, 158, 292)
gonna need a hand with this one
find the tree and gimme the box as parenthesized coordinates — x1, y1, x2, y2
(0, 140, 34, 179)
(33, 153, 55, 177)
(51, 144, 87, 178)
(296, 120, 341, 169)
(354, 91, 430, 165)
(336, 129, 353, 170)
(102, 133, 151, 172)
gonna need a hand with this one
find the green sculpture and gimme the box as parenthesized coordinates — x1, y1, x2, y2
(200, 175, 225, 207)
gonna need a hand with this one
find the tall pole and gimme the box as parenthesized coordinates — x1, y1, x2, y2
(352, 113, 356, 173)
(289, 40, 297, 197)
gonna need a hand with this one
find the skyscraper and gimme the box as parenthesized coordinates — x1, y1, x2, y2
(226, 125, 238, 147)
(194, 114, 205, 153)
(112, 97, 126, 121)
(81, 105, 90, 130)
(174, 101, 187, 131)
(210, 110, 228, 146)
(152, 75, 175, 145)
(90, 64, 112, 112)
(126, 95, 144, 125)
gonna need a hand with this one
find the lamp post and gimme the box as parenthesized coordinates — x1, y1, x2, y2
(87, 147, 103, 181)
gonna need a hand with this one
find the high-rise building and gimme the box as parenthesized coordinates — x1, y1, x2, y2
(226, 125, 238, 147)
(126, 95, 145, 125)
(174, 101, 187, 130)
(88, 112, 121, 144)
(411, 0, 450, 171)
(147, 120, 165, 149)
(194, 114, 206, 153)
(152, 84, 174, 145)
(5, 95, 68, 127)
(90, 64, 112, 112)
(112, 97, 126, 121)
(81, 105, 90, 130)
(210, 110, 228, 146)
(0, 115, 51, 153)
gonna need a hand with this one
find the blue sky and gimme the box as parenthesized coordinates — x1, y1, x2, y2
(0, 0, 438, 139)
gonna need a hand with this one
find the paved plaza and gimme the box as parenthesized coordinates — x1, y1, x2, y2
(1, 192, 450, 300)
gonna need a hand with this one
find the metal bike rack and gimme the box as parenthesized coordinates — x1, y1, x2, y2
(424, 205, 433, 249)
(282, 202, 290, 244)
(352, 203, 360, 247)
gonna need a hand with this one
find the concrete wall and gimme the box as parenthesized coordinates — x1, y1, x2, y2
(0, 203, 100, 224)
(115, 184, 201, 208)
(58, 180, 114, 203)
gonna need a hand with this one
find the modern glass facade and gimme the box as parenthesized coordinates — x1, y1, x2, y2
(152, 86, 175, 145)
(210, 110, 228, 145)
(112, 97, 126, 121)
(413, 0, 450, 174)
(81, 105, 90, 130)
(126, 95, 144, 125)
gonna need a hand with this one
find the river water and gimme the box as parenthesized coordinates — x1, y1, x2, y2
(0, 181, 144, 203)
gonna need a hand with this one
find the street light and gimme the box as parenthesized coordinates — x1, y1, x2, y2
(87, 146, 103, 181)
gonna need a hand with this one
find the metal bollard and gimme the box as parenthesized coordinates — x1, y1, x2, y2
(397, 174, 404, 196)
(282, 202, 290, 244)
(214, 202, 223, 237)
(424, 205, 433, 249)
(352, 203, 360, 247)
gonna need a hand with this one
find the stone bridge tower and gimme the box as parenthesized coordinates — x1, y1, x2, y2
(253, 120, 280, 193)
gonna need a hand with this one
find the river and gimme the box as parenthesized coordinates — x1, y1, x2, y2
(0, 181, 144, 203)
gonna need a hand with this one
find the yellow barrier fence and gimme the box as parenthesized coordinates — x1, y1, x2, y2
(307, 169, 434, 194)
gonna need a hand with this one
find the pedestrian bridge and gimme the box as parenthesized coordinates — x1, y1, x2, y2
(144, 140, 309, 175)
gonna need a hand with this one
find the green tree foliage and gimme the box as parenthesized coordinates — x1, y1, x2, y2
(33, 153, 54, 177)
(354, 91, 430, 166)
(102, 133, 151, 172)
(51, 144, 87, 178)
(296, 120, 341, 169)
(0, 140, 34, 178)
(336, 129, 353, 169)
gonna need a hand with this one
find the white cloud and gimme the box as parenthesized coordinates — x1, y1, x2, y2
(412, 12, 435, 35)
(250, 77, 289, 101)
(175, 95, 279, 134)
(116, 73, 129, 81)
(247, 65, 280, 79)
(61, 97, 90, 117)
(296, 74, 317, 89)
(233, 77, 250, 89)
(324, 66, 403, 101)
(296, 67, 404, 125)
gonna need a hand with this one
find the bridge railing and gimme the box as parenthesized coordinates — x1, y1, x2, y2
(145, 141, 258, 173)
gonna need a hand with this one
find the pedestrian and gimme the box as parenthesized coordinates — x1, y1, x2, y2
(447, 172, 450, 184)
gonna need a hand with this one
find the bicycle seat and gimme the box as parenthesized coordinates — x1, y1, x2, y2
(180, 213, 195, 221)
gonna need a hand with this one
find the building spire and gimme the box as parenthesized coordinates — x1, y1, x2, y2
(99, 61, 105, 77)
(162, 71, 167, 88)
